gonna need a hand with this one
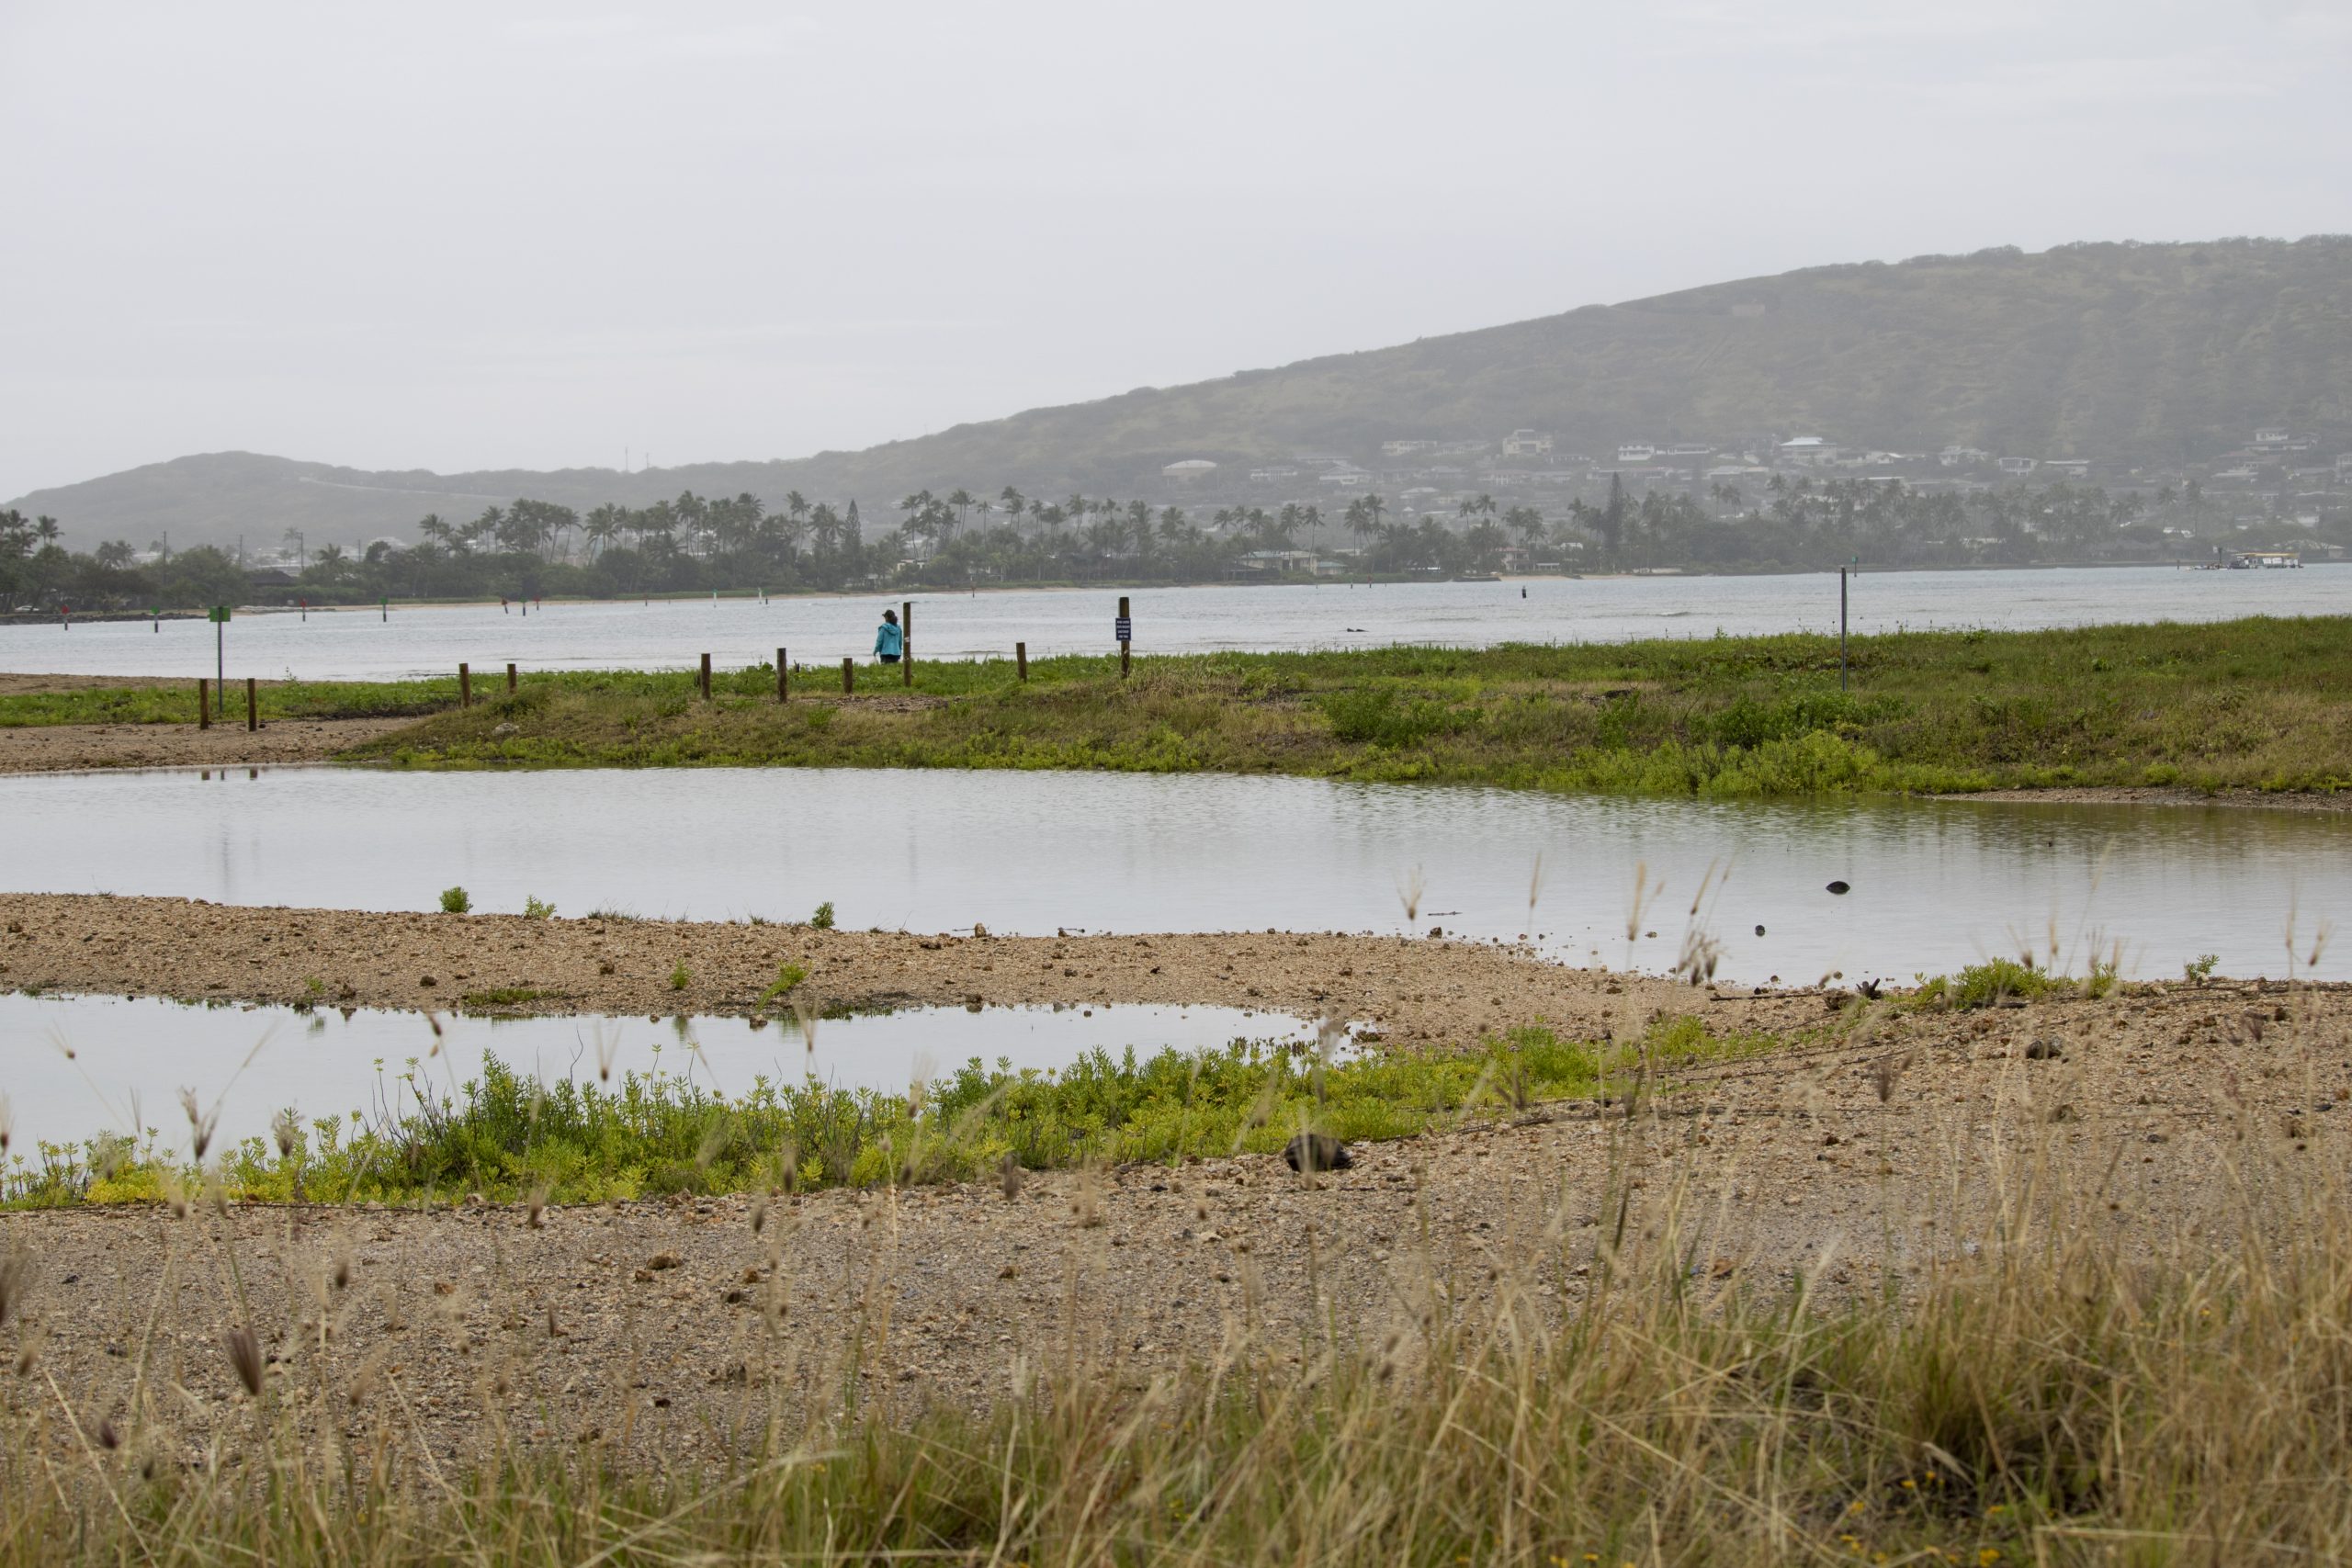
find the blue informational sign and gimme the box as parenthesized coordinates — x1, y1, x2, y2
(1114, 615, 1133, 643)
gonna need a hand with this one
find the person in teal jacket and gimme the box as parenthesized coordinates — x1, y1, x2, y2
(874, 607, 903, 663)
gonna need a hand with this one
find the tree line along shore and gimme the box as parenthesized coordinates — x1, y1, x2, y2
(2, 473, 2258, 616)
(6, 616, 2349, 797)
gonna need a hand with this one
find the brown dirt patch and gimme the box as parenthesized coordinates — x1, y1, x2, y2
(0, 893, 1729, 1045)
(0, 719, 413, 774)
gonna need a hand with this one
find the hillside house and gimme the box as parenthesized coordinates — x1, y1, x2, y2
(1501, 430, 1555, 457)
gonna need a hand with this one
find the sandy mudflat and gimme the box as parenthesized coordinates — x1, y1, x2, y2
(2, 891, 2346, 1468)
(0, 892, 1735, 1046)
(0, 718, 413, 773)
(2, 984, 2337, 1468)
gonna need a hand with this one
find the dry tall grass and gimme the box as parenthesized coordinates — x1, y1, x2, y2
(5, 983, 2350, 1568)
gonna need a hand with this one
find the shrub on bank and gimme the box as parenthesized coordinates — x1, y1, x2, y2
(1, 1020, 1768, 1209)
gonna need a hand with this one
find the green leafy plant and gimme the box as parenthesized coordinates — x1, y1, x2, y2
(2184, 953, 2221, 981)
(461, 987, 547, 1010)
(1909, 956, 2058, 1010)
(439, 886, 471, 915)
(522, 895, 555, 919)
(760, 963, 809, 1007)
(669, 962, 691, 991)
(810, 901, 835, 931)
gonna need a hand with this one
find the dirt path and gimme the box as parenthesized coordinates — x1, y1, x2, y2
(0, 718, 414, 773)
(2, 991, 2334, 1470)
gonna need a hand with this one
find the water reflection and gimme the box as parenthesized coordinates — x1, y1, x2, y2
(3, 765, 2345, 985)
(4, 567, 2343, 682)
(0, 994, 1332, 1154)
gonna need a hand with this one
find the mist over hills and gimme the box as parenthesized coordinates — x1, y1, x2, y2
(17, 237, 2351, 553)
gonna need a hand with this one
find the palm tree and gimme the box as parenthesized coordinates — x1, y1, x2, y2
(582, 504, 626, 559)
(998, 486, 1026, 533)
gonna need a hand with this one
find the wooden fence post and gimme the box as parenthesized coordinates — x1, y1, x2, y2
(506, 661, 517, 693)
(901, 601, 913, 686)
(459, 662, 470, 707)
(245, 676, 258, 732)
(198, 678, 210, 729)
(842, 656, 854, 694)
(776, 648, 788, 703)
(700, 652, 712, 701)
(1015, 641, 1027, 682)
(1117, 594, 1132, 679)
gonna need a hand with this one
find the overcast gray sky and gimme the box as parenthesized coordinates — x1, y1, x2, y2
(4, 0, 2347, 501)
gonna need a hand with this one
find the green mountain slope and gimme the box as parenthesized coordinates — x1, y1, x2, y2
(17, 237, 2350, 550)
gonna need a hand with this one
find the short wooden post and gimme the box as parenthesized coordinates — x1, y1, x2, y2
(841, 656, 854, 694)
(505, 661, 517, 693)
(245, 676, 258, 732)
(1118, 594, 1132, 679)
(198, 678, 210, 729)
(459, 662, 471, 707)
(776, 648, 788, 703)
(901, 601, 913, 686)
(699, 652, 712, 701)
(1015, 641, 1027, 682)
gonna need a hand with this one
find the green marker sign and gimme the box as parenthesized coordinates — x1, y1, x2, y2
(208, 605, 232, 624)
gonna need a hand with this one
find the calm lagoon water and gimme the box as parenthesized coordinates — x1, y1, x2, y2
(5, 566, 2344, 682)
(3, 765, 2343, 987)
(0, 995, 1329, 1154)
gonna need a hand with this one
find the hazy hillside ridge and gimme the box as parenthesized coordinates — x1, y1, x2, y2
(16, 236, 2351, 554)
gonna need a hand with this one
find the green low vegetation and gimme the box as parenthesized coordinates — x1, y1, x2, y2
(14, 615, 2352, 795)
(2, 1020, 1760, 1210)
(456, 986, 548, 1012)
(351, 615, 2352, 795)
(1905, 955, 2119, 1010)
(0, 674, 458, 728)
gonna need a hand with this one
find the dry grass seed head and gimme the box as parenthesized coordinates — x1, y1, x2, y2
(1872, 1051, 1911, 1103)
(270, 1108, 300, 1160)
(223, 1325, 264, 1398)
(0, 1247, 35, 1328)
(177, 1088, 219, 1161)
